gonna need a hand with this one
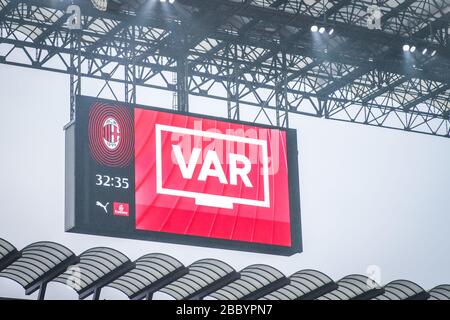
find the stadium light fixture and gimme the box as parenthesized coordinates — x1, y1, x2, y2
(409, 46, 416, 53)
(430, 50, 437, 57)
(402, 44, 410, 52)
(311, 25, 334, 36)
(91, 0, 108, 11)
(421, 48, 428, 55)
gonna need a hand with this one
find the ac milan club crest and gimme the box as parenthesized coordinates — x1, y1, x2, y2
(88, 102, 133, 167)
(102, 117, 121, 150)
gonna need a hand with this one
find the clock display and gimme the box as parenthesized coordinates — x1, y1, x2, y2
(95, 174, 130, 189)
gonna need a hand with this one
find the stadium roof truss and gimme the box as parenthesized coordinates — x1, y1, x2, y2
(0, 0, 449, 136)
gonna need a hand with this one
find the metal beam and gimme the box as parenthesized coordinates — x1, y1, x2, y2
(317, 66, 374, 97)
(403, 84, 450, 112)
(381, 0, 417, 24)
(414, 12, 450, 39)
(0, 0, 18, 21)
(361, 76, 407, 104)
(188, 19, 260, 68)
(135, 0, 252, 64)
(322, 0, 351, 19)
(33, 13, 69, 44)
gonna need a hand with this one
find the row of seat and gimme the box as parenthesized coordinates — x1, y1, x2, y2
(0, 238, 449, 300)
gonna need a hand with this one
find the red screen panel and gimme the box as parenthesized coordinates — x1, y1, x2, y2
(134, 108, 292, 246)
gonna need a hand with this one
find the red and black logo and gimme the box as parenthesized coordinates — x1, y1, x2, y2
(102, 117, 121, 150)
(88, 103, 133, 167)
(113, 202, 129, 217)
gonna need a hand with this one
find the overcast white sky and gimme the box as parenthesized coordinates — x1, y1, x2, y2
(0, 63, 449, 299)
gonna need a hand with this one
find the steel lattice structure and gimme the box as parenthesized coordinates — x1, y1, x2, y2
(0, 0, 449, 136)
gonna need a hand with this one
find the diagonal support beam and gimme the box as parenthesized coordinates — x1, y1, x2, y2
(414, 12, 450, 39)
(218, 0, 354, 90)
(381, 0, 417, 24)
(188, 18, 260, 68)
(317, 66, 373, 97)
(33, 13, 69, 44)
(403, 84, 450, 111)
(284, 59, 323, 85)
(230, 20, 315, 79)
(86, 21, 129, 53)
(0, 0, 19, 21)
(322, 0, 351, 19)
(135, 0, 252, 64)
(361, 76, 408, 104)
(86, 0, 154, 54)
(220, 0, 353, 79)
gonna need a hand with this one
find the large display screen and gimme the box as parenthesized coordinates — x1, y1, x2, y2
(65, 96, 302, 255)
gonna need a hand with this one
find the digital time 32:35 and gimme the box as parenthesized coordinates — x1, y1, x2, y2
(95, 174, 130, 189)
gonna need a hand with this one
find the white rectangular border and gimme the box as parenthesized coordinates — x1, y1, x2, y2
(155, 124, 270, 208)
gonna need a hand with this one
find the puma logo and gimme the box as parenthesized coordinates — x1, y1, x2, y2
(95, 201, 109, 213)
